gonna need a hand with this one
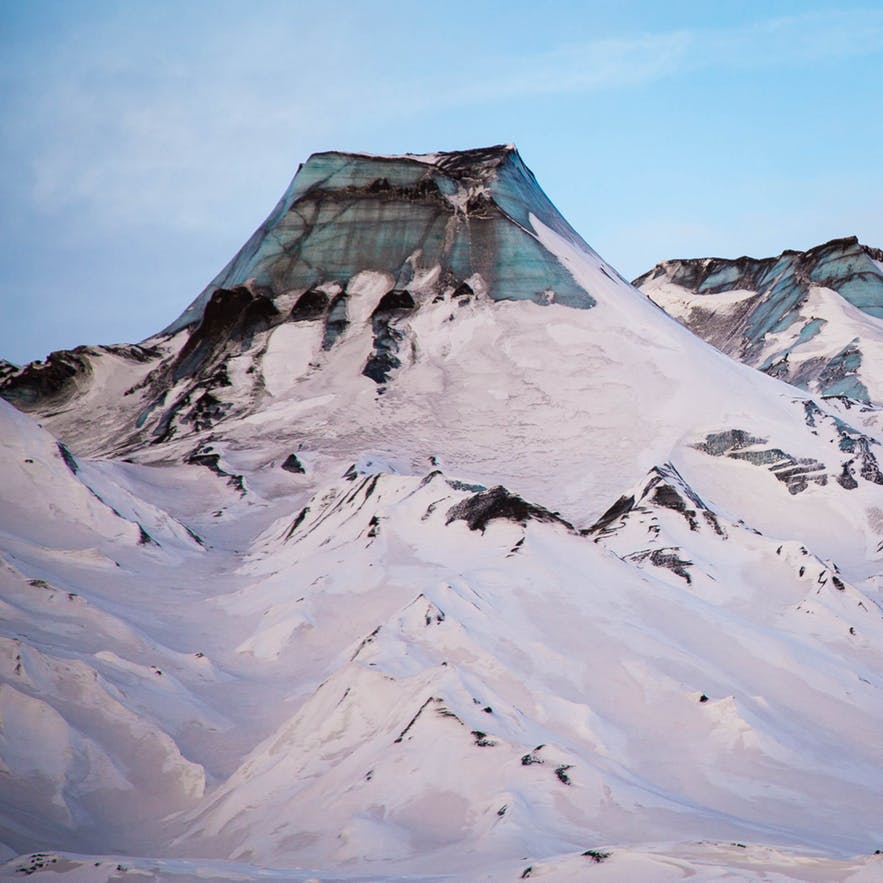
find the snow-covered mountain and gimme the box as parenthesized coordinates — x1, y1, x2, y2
(634, 237, 883, 406)
(1, 147, 882, 881)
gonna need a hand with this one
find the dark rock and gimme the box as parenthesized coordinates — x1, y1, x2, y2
(367, 515, 380, 538)
(582, 850, 611, 863)
(702, 511, 726, 536)
(696, 429, 827, 494)
(465, 191, 495, 216)
(138, 525, 158, 546)
(1, 348, 92, 408)
(366, 177, 391, 194)
(626, 547, 694, 584)
(290, 289, 329, 321)
(0, 359, 17, 382)
(56, 442, 79, 475)
(445, 478, 487, 493)
(284, 506, 310, 540)
(281, 453, 305, 474)
(838, 461, 859, 490)
(184, 390, 230, 432)
(696, 429, 766, 456)
(373, 289, 415, 314)
(187, 446, 246, 494)
(650, 483, 700, 530)
(855, 438, 883, 484)
(322, 293, 349, 350)
(555, 764, 572, 785)
(350, 174, 441, 203)
(587, 494, 635, 535)
(446, 486, 573, 533)
(363, 290, 416, 384)
(394, 696, 434, 744)
(363, 351, 401, 384)
(173, 286, 278, 382)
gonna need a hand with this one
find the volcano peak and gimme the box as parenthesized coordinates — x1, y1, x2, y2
(164, 144, 594, 335)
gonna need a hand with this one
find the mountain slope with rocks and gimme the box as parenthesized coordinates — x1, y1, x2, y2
(1, 147, 882, 881)
(634, 236, 883, 406)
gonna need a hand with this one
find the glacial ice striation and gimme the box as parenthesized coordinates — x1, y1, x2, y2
(166, 145, 600, 335)
(635, 236, 883, 404)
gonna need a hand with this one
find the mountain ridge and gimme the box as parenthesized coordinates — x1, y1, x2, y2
(635, 234, 883, 279)
(634, 235, 883, 405)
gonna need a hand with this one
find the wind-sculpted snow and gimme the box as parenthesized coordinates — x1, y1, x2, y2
(1, 148, 883, 879)
(635, 236, 883, 405)
(4, 444, 882, 874)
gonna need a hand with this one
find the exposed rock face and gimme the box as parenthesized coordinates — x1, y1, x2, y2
(445, 485, 574, 533)
(0, 359, 18, 383)
(0, 343, 159, 412)
(363, 289, 416, 384)
(634, 236, 883, 404)
(165, 145, 598, 337)
(0, 348, 92, 407)
(695, 429, 829, 494)
(280, 453, 305, 474)
(171, 285, 279, 382)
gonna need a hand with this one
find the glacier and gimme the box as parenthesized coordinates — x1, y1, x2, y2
(164, 145, 602, 337)
(634, 236, 883, 405)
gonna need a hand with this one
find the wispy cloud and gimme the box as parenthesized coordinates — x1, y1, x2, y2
(698, 8, 883, 67)
(3, 6, 882, 236)
(437, 31, 694, 104)
(421, 8, 883, 106)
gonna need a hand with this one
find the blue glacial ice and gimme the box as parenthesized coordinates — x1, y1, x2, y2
(164, 146, 597, 335)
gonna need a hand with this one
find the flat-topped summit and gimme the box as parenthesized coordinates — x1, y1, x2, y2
(303, 143, 519, 182)
(165, 145, 596, 334)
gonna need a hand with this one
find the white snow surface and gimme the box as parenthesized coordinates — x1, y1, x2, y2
(2, 171, 883, 880)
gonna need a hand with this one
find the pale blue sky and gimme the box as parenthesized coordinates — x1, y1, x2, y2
(2, 1, 882, 365)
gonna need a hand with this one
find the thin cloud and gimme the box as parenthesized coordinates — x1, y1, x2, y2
(437, 31, 694, 104)
(424, 8, 883, 105)
(689, 8, 883, 68)
(6, 7, 883, 235)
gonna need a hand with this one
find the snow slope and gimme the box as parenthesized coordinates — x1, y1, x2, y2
(1, 148, 882, 880)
